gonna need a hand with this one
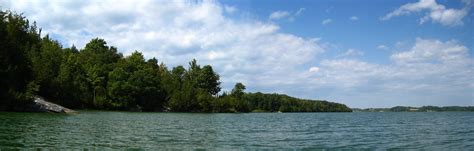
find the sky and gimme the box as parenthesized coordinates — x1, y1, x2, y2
(1, 0, 473, 108)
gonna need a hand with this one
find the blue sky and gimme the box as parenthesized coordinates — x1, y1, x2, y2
(1, 0, 473, 108)
(224, 0, 474, 59)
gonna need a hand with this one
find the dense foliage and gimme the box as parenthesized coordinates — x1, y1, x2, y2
(0, 11, 40, 110)
(0, 10, 351, 112)
(244, 93, 353, 112)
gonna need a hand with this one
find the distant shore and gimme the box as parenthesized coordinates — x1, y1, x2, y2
(352, 106, 474, 112)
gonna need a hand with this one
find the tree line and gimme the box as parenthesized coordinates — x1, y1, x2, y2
(0, 10, 351, 112)
(352, 106, 474, 112)
(390, 106, 474, 112)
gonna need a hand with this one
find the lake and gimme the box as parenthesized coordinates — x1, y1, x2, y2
(0, 111, 473, 149)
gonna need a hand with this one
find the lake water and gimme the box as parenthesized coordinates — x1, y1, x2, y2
(0, 111, 473, 149)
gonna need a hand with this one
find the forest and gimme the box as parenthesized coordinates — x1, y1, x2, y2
(0, 10, 351, 112)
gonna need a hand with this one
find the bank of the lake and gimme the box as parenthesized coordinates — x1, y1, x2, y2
(352, 106, 474, 112)
(1, 111, 473, 149)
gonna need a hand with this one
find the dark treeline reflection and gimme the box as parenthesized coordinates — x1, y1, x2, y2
(0, 10, 351, 112)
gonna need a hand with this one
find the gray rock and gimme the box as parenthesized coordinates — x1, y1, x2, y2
(30, 96, 77, 113)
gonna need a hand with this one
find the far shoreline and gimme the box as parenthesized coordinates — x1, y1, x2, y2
(352, 106, 474, 112)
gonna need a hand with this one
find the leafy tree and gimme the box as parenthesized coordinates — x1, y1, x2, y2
(166, 66, 187, 111)
(198, 65, 221, 96)
(0, 10, 40, 110)
(29, 36, 64, 103)
(231, 82, 246, 99)
(57, 51, 90, 108)
(107, 51, 166, 111)
(79, 38, 122, 107)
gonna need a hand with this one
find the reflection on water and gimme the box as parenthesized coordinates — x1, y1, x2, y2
(0, 111, 473, 149)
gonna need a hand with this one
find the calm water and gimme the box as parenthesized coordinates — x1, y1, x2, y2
(0, 111, 473, 149)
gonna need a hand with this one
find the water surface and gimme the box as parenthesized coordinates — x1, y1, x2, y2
(0, 111, 473, 149)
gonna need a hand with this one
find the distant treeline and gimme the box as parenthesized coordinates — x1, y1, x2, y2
(244, 93, 351, 112)
(0, 10, 351, 112)
(353, 106, 474, 112)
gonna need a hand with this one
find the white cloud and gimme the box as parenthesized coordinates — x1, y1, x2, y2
(269, 8, 306, 21)
(322, 18, 332, 25)
(1, 0, 325, 93)
(295, 8, 306, 16)
(337, 49, 364, 58)
(308, 38, 473, 107)
(316, 59, 384, 88)
(224, 5, 237, 14)
(391, 38, 469, 64)
(377, 45, 389, 50)
(269, 11, 290, 20)
(321, 38, 473, 89)
(350, 16, 359, 21)
(308, 67, 320, 73)
(381, 0, 472, 26)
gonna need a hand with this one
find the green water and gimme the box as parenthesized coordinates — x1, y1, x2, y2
(0, 111, 473, 149)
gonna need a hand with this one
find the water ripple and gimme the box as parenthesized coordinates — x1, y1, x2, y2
(0, 112, 473, 149)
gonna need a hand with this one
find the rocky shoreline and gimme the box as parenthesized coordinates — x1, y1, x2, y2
(28, 97, 77, 113)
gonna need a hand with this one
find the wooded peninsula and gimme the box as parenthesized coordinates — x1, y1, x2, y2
(0, 10, 352, 113)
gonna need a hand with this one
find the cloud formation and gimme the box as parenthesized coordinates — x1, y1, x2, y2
(308, 38, 473, 107)
(295, 8, 306, 16)
(322, 19, 332, 25)
(391, 38, 469, 64)
(382, 0, 472, 26)
(337, 49, 364, 58)
(269, 8, 306, 21)
(269, 11, 290, 20)
(377, 45, 389, 50)
(350, 16, 359, 21)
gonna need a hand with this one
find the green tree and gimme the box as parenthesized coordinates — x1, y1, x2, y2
(0, 11, 40, 110)
(166, 66, 186, 111)
(198, 65, 221, 96)
(29, 36, 64, 103)
(107, 51, 166, 111)
(231, 82, 246, 100)
(79, 38, 122, 108)
(57, 51, 90, 108)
